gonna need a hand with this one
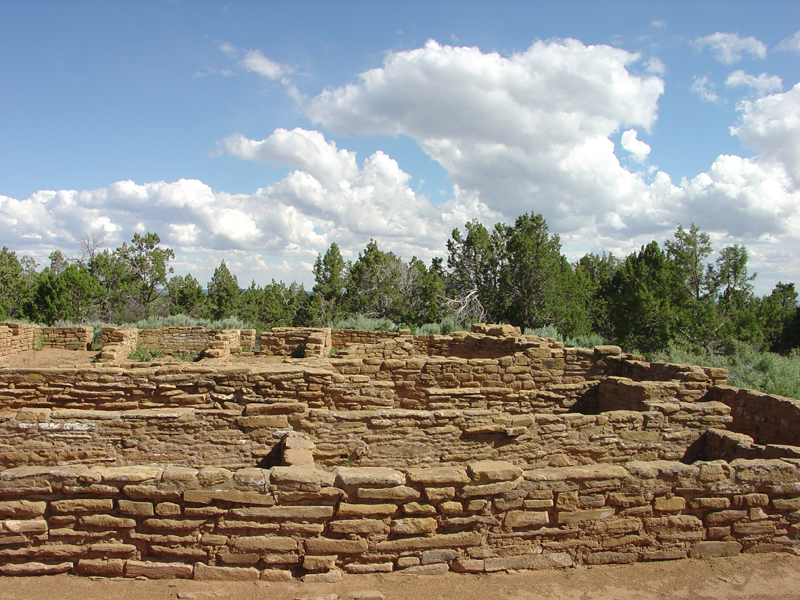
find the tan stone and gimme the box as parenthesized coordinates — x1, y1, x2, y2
(3, 518, 47, 533)
(390, 518, 437, 534)
(337, 503, 397, 518)
(505, 511, 549, 528)
(375, 531, 481, 552)
(654, 497, 686, 512)
(0, 562, 73, 576)
(484, 552, 573, 572)
(690, 541, 742, 558)
(233, 536, 297, 551)
(303, 554, 337, 572)
(183, 490, 275, 505)
(557, 508, 614, 524)
(0, 500, 46, 517)
(260, 569, 293, 581)
(305, 537, 369, 554)
(357, 486, 420, 502)
(125, 560, 193, 579)
(76, 558, 125, 576)
(51, 499, 113, 514)
(425, 487, 456, 502)
(406, 467, 470, 485)
(335, 467, 405, 487)
(328, 519, 387, 534)
(468, 460, 522, 483)
(193, 563, 260, 581)
(80, 514, 137, 529)
(118, 500, 155, 516)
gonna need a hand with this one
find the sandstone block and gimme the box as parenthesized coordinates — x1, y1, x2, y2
(406, 467, 470, 485)
(705, 510, 747, 526)
(337, 503, 397, 518)
(557, 508, 614, 524)
(305, 537, 369, 554)
(450, 558, 485, 573)
(460, 477, 523, 498)
(468, 460, 522, 483)
(76, 558, 125, 576)
(421, 549, 459, 564)
(733, 493, 770, 507)
(80, 515, 136, 529)
(232, 505, 333, 520)
(654, 497, 686, 512)
(155, 502, 182, 516)
(260, 569, 293, 581)
(505, 510, 549, 528)
(525, 464, 629, 482)
(0, 500, 46, 517)
(118, 500, 155, 516)
(270, 467, 334, 489)
(125, 560, 193, 579)
(303, 554, 337, 572)
(303, 567, 344, 583)
(690, 497, 729, 510)
(89, 542, 137, 556)
(51, 498, 113, 514)
(773, 497, 800, 511)
(391, 518, 437, 534)
(375, 531, 481, 552)
(328, 519, 387, 534)
(233, 536, 297, 551)
(425, 487, 456, 502)
(586, 551, 637, 565)
(183, 490, 275, 505)
(0, 561, 72, 576)
(400, 563, 448, 575)
(193, 563, 259, 581)
(92, 466, 161, 484)
(357, 486, 420, 502)
(690, 541, 743, 558)
(335, 467, 405, 487)
(403, 502, 437, 515)
(3, 518, 47, 533)
(344, 563, 394, 574)
(484, 552, 572, 572)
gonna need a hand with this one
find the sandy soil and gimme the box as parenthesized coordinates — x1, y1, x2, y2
(1, 554, 800, 600)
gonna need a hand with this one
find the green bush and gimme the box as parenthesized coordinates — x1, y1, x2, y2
(330, 314, 397, 332)
(128, 347, 165, 362)
(648, 341, 800, 400)
(123, 314, 250, 330)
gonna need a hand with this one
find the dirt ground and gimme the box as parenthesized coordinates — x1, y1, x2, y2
(1, 553, 800, 600)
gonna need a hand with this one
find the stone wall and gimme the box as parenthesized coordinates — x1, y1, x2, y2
(0, 452, 798, 579)
(0, 323, 38, 359)
(41, 327, 93, 351)
(705, 386, 800, 447)
(261, 328, 332, 358)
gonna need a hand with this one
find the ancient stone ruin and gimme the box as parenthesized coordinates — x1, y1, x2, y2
(0, 320, 798, 580)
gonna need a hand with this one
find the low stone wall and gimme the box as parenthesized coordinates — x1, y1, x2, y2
(0, 323, 38, 359)
(706, 386, 800, 447)
(41, 327, 93, 351)
(98, 327, 139, 362)
(261, 328, 332, 358)
(330, 329, 402, 350)
(0, 454, 798, 579)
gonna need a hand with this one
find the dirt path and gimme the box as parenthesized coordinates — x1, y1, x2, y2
(1, 553, 800, 600)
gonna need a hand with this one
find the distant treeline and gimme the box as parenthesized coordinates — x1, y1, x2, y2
(1, 213, 799, 355)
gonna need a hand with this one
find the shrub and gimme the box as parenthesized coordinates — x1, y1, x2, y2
(128, 347, 165, 361)
(330, 314, 397, 332)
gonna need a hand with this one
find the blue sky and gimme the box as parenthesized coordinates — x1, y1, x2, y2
(2, 1, 800, 295)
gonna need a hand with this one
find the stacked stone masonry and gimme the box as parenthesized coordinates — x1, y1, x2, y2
(0, 323, 798, 580)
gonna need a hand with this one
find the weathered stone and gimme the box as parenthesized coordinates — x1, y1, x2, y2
(51, 498, 113, 514)
(375, 531, 481, 552)
(343, 563, 394, 574)
(335, 467, 405, 487)
(118, 500, 155, 516)
(80, 514, 137, 529)
(260, 568, 294, 581)
(468, 460, 522, 483)
(125, 560, 194, 579)
(305, 537, 369, 554)
(654, 496, 686, 512)
(337, 503, 397, 518)
(0, 561, 73, 575)
(690, 541, 743, 558)
(401, 563, 449, 575)
(193, 563, 260, 581)
(328, 519, 387, 534)
(425, 487, 456, 502)
(3, 518, 47, 533)
(586, 551, 637, 565)
(557, 508, 614, 524)
(460, 477, 523, 498)
(421, 549, 459, 564)
(406, 467, 470, 485)
(0, 500, 46, 517)
(76, 558, 125, 576)
(391, 518, 437, 534)
(303, 554, 337, 572)
(505, 510, 549, 528)
(357, 486, 420, 502)
(233, 536, 297, 551)
(303, 567, 343, 583)
(484, 552, 573, 572)
(183, 490, 275, 505)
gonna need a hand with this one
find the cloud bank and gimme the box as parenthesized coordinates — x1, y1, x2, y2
(3, 39, 800, 292)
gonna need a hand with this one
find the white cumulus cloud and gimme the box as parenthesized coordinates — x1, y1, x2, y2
(725, 70, 783, 96)
(691, 75, 722, 104)
(776, 29, 800, 54)
(620, 129, 651, 163)
(693, 32, 767, 64)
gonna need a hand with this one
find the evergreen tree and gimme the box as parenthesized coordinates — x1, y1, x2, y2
(206, 260, 240, 320)
(167, 273, 206, 317)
